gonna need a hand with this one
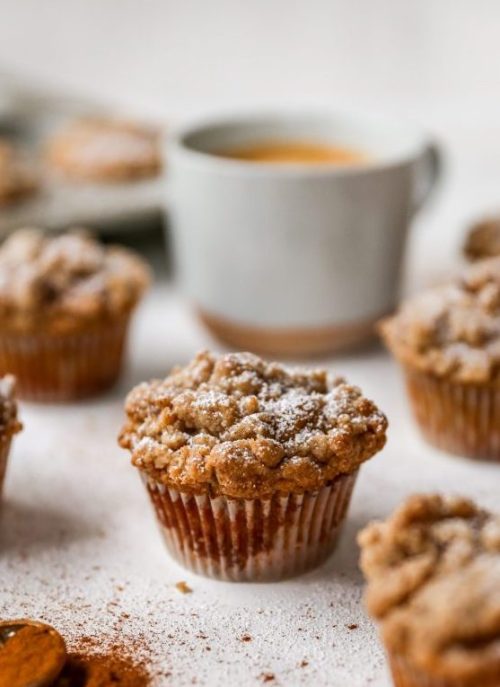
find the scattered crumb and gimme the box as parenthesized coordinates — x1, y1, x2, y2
(299, 659, 309, 667)
(240, 633, 252, 642)
(260, 673, 275, 683)
(175, 581, 192, 594)
(347, 624, 358, 630)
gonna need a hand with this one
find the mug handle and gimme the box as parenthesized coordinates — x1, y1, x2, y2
(412, 141, 442, 215)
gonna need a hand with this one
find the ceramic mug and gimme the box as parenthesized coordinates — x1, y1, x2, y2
(168, 111, 441, 355)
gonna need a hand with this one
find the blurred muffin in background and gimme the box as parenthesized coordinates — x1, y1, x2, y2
(46, 118, 163, 183)
(0, 375, 22, 498)
(358, 494, 500, 687)
(379, 257, 500, 461)
(0, 228, 150, 401)
(0, 139, 39, 207)
(464, 217, 500, 261)
(119, 350, 387, 582)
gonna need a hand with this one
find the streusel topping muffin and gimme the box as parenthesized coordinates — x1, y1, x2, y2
(380, 257, 500, 385)
(359, 494, 500, 684)
(0, 228, 150, 333)
(46, 118, 162, 182)
(0, 228, 150, 401)
(120, 350, 387, 498)
(120, 351, 387, 580)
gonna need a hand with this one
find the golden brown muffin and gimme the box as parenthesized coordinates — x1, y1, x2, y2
(358, 494, 500, 687)
(46, 118, 162, 182)
(119, 350, 387, 581)
(0, 228, 150, 401)
(0, 140, 39, 207)
(380, 258, 500, 461)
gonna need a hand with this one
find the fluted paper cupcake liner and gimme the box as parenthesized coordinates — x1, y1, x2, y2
(403, 367, 500, 462)
(0, 317, 130, 402)
(142, 470, 358, 582)
(0, 437, 12, 499)
(388, 652, 499, 687)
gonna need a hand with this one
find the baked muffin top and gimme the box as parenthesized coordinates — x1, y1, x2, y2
(0, 229, 150, 333)
(358, 494, 500, 684)
(380, 258, 500, 383)
(0, 140, 38, 207)
(0, 376, 22, 439)
(464, 218, 500, 261)
(46, 118, 162, 182)
(119, 350, 387, 498)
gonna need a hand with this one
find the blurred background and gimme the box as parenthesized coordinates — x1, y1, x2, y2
(1, 0, 500, 286)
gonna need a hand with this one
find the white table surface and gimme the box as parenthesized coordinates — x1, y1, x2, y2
(0, 215, 498, 687)
(1, 1, 500, 682)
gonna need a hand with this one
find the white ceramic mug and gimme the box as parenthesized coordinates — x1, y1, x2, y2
(168, 111, 441, 355)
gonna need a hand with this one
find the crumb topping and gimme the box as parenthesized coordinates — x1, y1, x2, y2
(0, 375, 22, 439)
(380, 257, 500, 383)
(464, 218, 500, 261)
(358, 494, 500, 682)
(0, 228, 150, 332)
(0, 140, 38, 206)
(119, 351, 387, 498)
(47, 118, 162, 182)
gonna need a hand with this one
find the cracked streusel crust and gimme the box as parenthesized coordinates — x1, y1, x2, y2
(119, 350, 387, 498)
(380, 257, 500, 384)
(0, 228, 150, 333)
(358, 494, 500, 684)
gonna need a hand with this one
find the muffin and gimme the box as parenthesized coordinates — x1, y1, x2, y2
(0, 228, 150, 401)
(358, 494, 500, 687)
(0, 139, 38, 207)
(464, 218, 500, 261)
(379, 257, 500, 461)
(46, 118, 162, 182)
(119, 350, 387, 581)
(0, 376, 22, 498)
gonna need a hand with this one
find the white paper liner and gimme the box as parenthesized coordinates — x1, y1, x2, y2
(404, 368, 500, 461)
(142, 471, 358, 582)
(0, 317, 129, 401)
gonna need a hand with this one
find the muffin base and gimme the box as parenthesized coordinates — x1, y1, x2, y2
(389, 653, 499, 687)
(403, 367, 500, 462)
(142, 471, 358, 582)
(0, 437, 11, 499)
(0, 317, 130, 402)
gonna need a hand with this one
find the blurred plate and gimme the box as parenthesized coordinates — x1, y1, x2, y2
(0, 79, 165, 236)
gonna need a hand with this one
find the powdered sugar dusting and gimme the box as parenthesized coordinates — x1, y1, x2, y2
(381, 257, 500, 382)
(120, 351, 387, 497)
(1, 281, 498, 686)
